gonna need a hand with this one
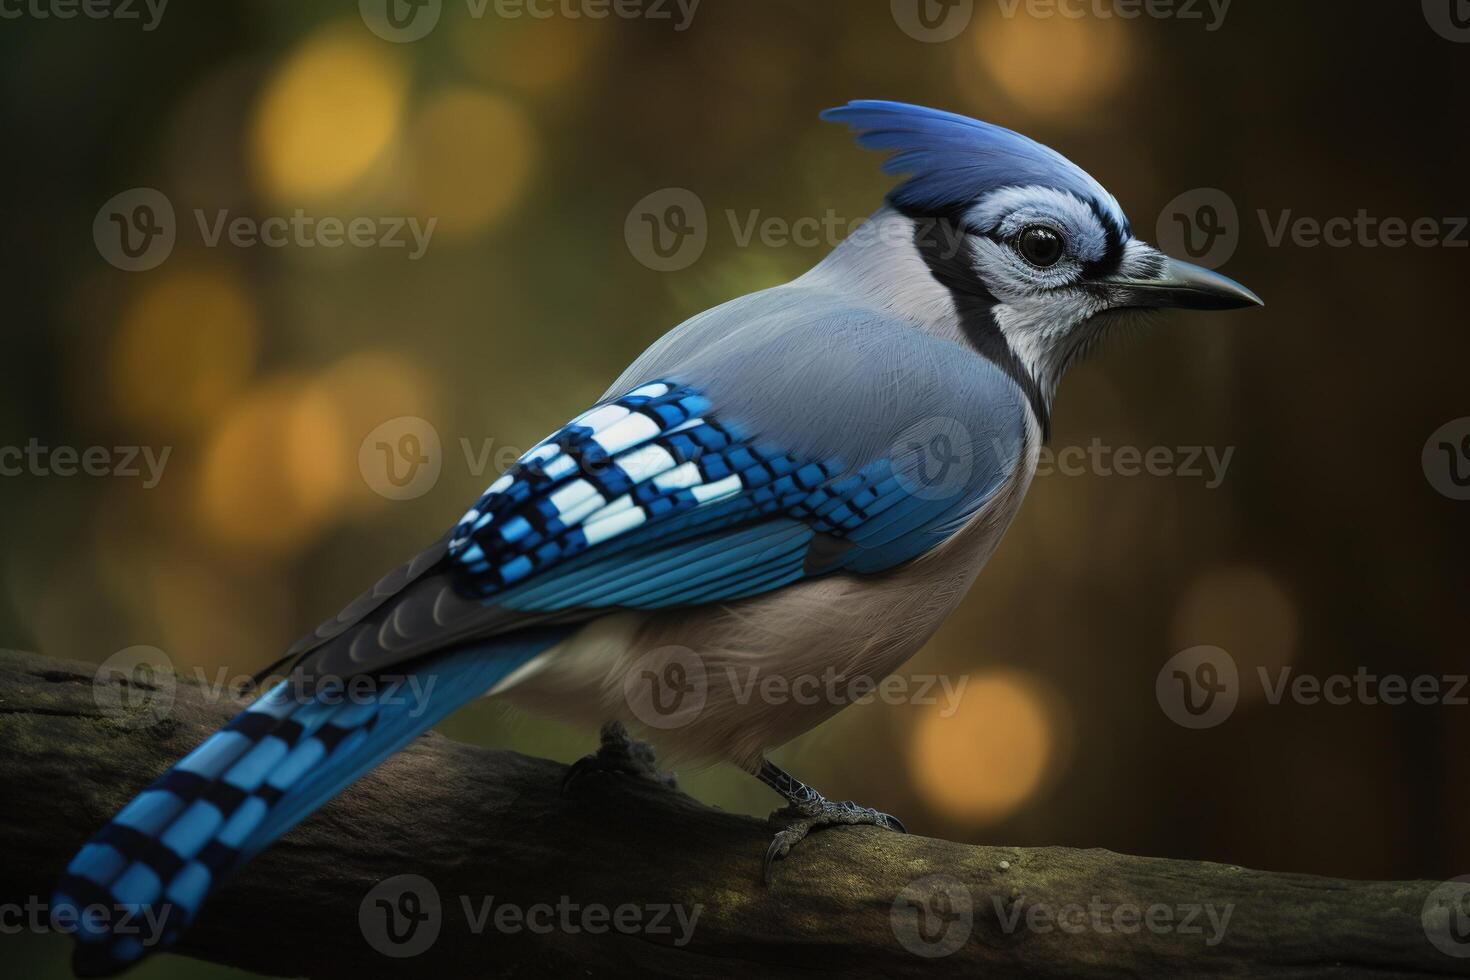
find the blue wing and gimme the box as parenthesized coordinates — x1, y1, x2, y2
(445, 377, 1023, 613)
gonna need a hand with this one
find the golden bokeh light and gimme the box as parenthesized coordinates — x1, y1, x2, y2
(451, 17, 598, 94)
(968, 12, 1134, 120)
(109, 269, 259, 438)
(409, 88, 537, 239)
(299, 350, 439, 515)
(251, 23, 408, 200)
(195, 376, 350, 555)
(1171, 565, 1300, 703)
(910, 669, 1055, 823)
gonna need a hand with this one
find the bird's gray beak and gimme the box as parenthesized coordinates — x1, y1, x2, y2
(1107, 256, 1263, 311)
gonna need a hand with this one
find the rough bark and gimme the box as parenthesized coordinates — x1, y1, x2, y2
(0, 647, 1465, 979)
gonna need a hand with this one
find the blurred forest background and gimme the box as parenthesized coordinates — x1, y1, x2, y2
(2, 1, 1468, 975)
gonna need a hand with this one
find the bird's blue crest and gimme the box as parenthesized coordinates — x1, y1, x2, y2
(822, 100, 1129, 236)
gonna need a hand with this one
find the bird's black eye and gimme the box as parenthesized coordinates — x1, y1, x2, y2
(1017, 226, 1065, 268)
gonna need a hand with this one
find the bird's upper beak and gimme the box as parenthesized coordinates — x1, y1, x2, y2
(1106, 254, 1263, 311)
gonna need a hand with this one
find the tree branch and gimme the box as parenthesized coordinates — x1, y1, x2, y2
(0, 647, 1463, 978)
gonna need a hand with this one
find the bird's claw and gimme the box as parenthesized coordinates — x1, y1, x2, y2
(762, 829, 801, 882)
(762, 798, 907, 883)
(561, 721, 677, 795)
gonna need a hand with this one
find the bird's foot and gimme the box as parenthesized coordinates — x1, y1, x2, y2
(763, 795, 906, 882)
(562, 721, 678, 793)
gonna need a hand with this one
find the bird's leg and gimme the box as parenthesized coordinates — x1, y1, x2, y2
(757, 758, 906, 882)
(562, 720, 678, 793)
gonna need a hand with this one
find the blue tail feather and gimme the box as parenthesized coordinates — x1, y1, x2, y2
(54, 627, 571, 975)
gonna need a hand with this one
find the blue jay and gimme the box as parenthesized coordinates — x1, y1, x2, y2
(54, 100, 1260, 973)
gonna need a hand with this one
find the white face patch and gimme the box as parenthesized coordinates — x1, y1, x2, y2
(990, 283, 1110, 403)
(967, 233, 1085, 297)
(1113, 236, 1167, 281)
(962, 186, 1149, 402)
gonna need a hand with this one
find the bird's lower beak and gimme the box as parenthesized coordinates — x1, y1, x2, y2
(1107, 256, 1264, 311)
